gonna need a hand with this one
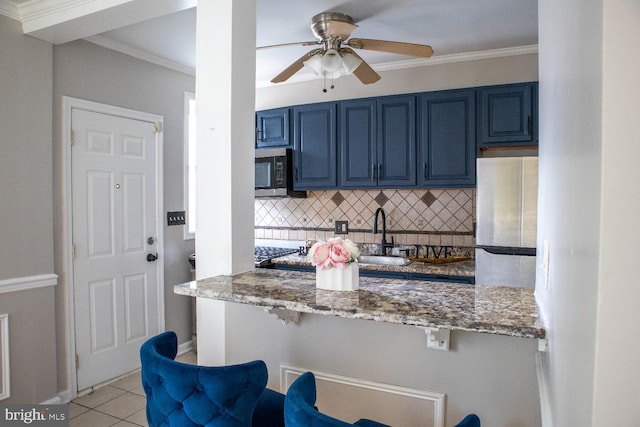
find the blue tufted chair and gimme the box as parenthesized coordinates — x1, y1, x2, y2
(284, 371, 390, 427)
(140, 331, 285, 427)
(454, 414, 481, 427)
(285, 372, 481, 427)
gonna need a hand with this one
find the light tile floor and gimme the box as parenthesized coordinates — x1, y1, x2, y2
(70, 351, 197, 426)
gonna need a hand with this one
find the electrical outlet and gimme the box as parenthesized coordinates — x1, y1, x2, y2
(167, 211, 186, 226)
(335, 221, 348, 234)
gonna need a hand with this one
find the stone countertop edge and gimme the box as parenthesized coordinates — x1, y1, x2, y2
(272, 254, 476, 277)
(175, 269, 545, 340)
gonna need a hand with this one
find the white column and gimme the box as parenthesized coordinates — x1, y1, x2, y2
(195, 0, 256, 365)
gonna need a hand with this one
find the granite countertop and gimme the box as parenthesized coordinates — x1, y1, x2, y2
(174, 269, 544, 339)
(272, 253, 476, 277)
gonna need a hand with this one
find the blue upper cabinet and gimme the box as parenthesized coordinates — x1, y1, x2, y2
(256, 107, 290, 148)
(376, 95, 417, 187)
(478, 82, 538, 147)
(419, 89, 476, 187)
(338, 99, 377, 188)
(339, 95, 416, 188)
(293, 102, 337, 189)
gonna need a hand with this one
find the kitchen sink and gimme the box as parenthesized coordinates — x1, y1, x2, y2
(357, 255, 411, 266)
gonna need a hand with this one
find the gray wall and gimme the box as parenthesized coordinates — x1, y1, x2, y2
(52, 40, 195, 393)
(0, 15, 53, 279)
(0, 15, 58, 404)
(226, 303, 540, 427)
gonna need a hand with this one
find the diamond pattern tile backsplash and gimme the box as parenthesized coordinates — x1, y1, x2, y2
(255, 189, 476, 247)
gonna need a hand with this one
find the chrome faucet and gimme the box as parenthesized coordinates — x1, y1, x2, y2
(373, 208, 394, 255)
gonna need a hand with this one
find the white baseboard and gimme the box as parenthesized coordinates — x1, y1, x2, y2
(177, 339, 193, 356)
(42, 389, 70, 405)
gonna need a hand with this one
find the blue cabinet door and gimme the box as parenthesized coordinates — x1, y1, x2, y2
(478, 82, 537, 146)
(293, 103, 337, 189)
(339, 99, 377, 188)
(376, 95, 416, 187)
(419, 89, 476, 187)
(256, 107, 290, 148)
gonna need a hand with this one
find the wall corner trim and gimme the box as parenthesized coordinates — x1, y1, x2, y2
(0, 273, 58, 295)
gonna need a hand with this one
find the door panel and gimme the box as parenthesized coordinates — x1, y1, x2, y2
(293, 103, 337, 189)
(377, 95, 416, 187)
(479, 83, 534, 145)
(87, 171, 114, 257)
(339, 99, 376, 188)
(419, 89, 476, 187)
(89, 279, 116, 352)
(72, 108, 161, 391)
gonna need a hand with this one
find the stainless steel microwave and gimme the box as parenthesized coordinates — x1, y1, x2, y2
(255, 148, 306, 198)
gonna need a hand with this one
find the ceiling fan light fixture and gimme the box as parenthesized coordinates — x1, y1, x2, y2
(320, 48, 342, 72)
(303, 54, 324, 76)
(341, 52, 362, 75)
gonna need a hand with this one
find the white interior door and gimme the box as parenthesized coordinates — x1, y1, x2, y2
(71, 108, 162, 391)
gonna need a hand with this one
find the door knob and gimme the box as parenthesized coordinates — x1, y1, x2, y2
(147, 253, 158, 262)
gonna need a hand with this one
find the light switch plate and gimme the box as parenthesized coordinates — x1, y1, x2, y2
(167, 211, 186, 226)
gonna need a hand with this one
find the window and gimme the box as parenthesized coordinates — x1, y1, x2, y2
(184, 92, 196, 239)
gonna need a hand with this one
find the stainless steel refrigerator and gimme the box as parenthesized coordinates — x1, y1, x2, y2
(475, 157, 538, 287)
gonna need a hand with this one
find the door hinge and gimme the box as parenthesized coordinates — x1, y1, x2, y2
(75, 354, 79, 371)
(154, 122, 163, 133)
(70, 129, 75, 146)
(72, 243, 76, 260)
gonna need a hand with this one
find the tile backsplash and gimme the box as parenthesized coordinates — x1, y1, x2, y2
(255, 189, 476, 248)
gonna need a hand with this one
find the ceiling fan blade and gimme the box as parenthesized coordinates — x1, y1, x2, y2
(341, 48, 381, 84)
(325, 20, 358, 40)
(271, 49, 322, 83)
(347, 38, 434, 58)
(257, 41, 318, 51)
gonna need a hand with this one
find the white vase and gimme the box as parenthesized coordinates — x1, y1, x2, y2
(316, 263, 359, 291)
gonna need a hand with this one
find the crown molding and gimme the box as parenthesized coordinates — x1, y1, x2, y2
(0, 0, 130, 23)
(257, 44, 539, 88)
(19, 0, 116, 22)
(86, 35, 196, 77)
(0, 0, 21, 20)
(375, 45, 539, 72)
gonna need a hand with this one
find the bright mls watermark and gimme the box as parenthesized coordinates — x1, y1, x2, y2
(1, 405, 68, 426)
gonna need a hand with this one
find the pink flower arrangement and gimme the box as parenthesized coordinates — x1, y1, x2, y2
(308, 237, 360, 269)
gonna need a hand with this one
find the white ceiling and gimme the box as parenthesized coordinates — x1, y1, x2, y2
(3, 0, 538, 87)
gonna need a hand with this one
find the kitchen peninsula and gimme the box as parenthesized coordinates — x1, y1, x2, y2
(174, 269, 544, 339)
(182, 267, 545, 426)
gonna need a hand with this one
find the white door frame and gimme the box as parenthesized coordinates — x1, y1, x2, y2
(62, 96, 165, 398)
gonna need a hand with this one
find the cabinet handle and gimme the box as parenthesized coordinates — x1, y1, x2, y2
(371, 164, 376, 180)
(378, 164, 383, 180)
(423, 162, 428, 180)
(525, 116, 532, 136)
(294, 167, 298, 181)
(256, 128, 262, 141)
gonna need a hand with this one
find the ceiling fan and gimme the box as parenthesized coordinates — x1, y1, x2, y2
(258, 12, 434, 86)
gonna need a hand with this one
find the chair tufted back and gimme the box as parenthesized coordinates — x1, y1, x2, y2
(284, 372, 389, 427)
(140, 331, 269, 427)
(285, 372, 479, 427)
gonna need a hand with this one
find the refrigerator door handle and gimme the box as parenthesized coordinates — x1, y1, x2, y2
(477, 245, 537, 256)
